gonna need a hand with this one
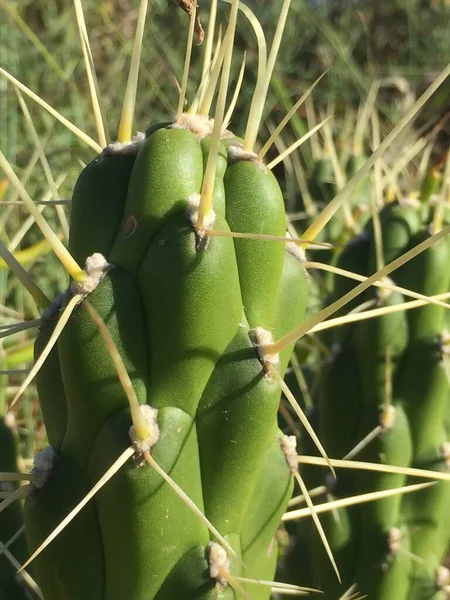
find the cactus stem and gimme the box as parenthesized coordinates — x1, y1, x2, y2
(0, 68, 102, 153)
(9, 293, 82, 410)
(82, 299, 150, 440)
(283, 482, 435, 522)
(73, 0, 108, 147)
(0, 538, 43, 599)
(279, 435, 341, 582)
(271, 367, 335, 476)
(0, 151, 86, 283)
(267, 225, 450, 354)
(117, 0, 149, 143)
(258, 72, 327, 162)
(267, 118, 331, 171)
(20, 446, 136, 573)
(143, 451, 242, 565)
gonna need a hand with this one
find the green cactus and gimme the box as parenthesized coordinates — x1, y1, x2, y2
(295, 174, 450, 598)
(22, 82, 309, 600)
(2, 3, 450, 600)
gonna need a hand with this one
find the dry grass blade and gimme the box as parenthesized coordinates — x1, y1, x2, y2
(73, 0, 108, 147)
(0, 241, 50, 308)
(0, 68, 102, 153)
(0, 151, 85, 283)
(302, 62, 450, 243)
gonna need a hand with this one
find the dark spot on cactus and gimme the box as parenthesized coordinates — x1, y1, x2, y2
(123, 215, 138, 238)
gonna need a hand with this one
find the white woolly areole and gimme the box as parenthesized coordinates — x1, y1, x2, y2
(227, 142, 261, 166)
(250, 327, 280, 370)
(441, 442, 450, 470)
(129, 405, 160, 455)
(400, 194, 421, 210)
(387, 527, 402, 553)
(102, 132, 145, 156)
(31, 446, 58, 490)
(285, 232, 307, 264)
(328, 342, 343, 364)
(186, 194, 216, 232)
(72, 253, 111, 297)
(377, 277, 394, 303)
(4, 411, 16, 429)
(207, 542, 230, 587)
(380, 404, 396, 431)
(279, 434, 299, 472)
(172, 114, 214, 139)
(436, 566, 450, 589)
(441, 330, 450, 356)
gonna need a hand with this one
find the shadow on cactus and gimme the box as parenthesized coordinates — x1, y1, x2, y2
(0, 1, 450, 599)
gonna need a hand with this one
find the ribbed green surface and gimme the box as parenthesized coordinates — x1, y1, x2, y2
(25, 124, 309, 600)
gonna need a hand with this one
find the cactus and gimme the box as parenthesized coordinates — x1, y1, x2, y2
(293, 155, 450, 598)
(1, 2, 450, 600)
